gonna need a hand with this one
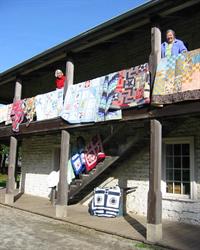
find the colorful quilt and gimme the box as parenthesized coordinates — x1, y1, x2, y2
(110, 63, 150, 109)
(0, 104, 8, 124)
(24, 97, 36, 125)
(152, 48, 200, 104)
(91, 186, 121, 217)
(5, 104, 13, 125)
(61, 76, 122, 124)
(10, 100, 25, 132)
(85, 135, 105, 172)
(97, 72, 122, 121)
(67, 159, 75, 184)
(35, 89, 63, 121)
(61, 79, 102, 124)
(71, 149, 86, 175)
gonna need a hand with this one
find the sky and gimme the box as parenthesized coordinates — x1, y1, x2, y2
(0, 0, 149, 73)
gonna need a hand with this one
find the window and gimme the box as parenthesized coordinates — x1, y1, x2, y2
(163, 137, 196, 199)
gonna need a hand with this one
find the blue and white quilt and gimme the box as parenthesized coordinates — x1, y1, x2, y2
(91, 186, 121, 217)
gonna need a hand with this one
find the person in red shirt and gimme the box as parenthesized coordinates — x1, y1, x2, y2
(55, 69, 66, 89)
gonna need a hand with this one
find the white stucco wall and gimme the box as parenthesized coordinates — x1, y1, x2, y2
(20, 134, 61, 198)
(20, 117, 200, 225)
(83, 118, 200, 225)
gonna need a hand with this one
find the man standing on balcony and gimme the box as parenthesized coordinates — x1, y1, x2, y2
(161, 29, 188, 58)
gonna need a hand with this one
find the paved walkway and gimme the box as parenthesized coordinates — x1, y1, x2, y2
(1, 205, 162, 250)
(1, 189, 200, 250)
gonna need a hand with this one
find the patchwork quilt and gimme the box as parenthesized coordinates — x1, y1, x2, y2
(97, 72, 122, 122)
(24, 97, 36, 125)
(152, 48, 200, 104)
(10, 100, 25, 132)
(110, 63, 150, 109)
(91, 186, 121, 217)
(61, 76, 122, 124)
(61, 79, 102, 123)
(0, 104, 8, 124)
(35, 89, 63, 121)
(5, 104, 13, 125)
(84, 134, 105, 172)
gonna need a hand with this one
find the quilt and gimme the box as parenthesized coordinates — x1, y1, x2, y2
(61, 79, 102, 123)
(84, 134, 105, 172)
(24, 97, 36, 125)
(0, 104, 8, 124)
(5, 104, 13, 125)
(152, 48, 200, 104)
(35, 89, 63, 121)
(10, 100, 25, 132)
(97, 72, 122, 121)
(91, 186, 121, 217)
(110, 63, 150, 109)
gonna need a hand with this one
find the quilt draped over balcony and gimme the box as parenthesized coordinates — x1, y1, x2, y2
(61, 75, 122, 124)
(110, 63, 150, 109)
(152, 48, 200, 105)
(61, 63, 150, 124)
(35, 89, 63, 121)
(0, 104, 8, 123)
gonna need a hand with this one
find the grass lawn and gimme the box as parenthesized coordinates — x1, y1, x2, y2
(0, 174, 7, 187)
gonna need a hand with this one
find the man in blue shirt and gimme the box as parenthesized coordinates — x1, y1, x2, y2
(161, 29, 188, 58)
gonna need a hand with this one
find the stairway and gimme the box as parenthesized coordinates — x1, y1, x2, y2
(68, 124, 147, 204)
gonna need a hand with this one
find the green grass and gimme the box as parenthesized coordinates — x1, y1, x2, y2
(135, 242, 165, 250)
(0, 174, 7, 187)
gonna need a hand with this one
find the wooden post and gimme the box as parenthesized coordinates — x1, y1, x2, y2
(147, 119, 162, 242)
(13, 80, 22, 102)
(56, 130, 70, 218)
(149, 26, 161, 89)
(5, 79, 22, 204)
(63, 57, 74, 99)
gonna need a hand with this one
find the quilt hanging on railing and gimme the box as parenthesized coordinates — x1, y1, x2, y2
(61, 75, 122, 124)
(152, 48, 200, 105)
(110, 63, 150, 109)
(35, 88, 63, 121)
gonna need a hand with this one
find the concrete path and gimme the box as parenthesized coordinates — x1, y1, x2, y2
(1, 191, 200, 250)
(0, 206, 166, 250)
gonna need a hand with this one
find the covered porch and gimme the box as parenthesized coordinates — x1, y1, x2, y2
(0, 189, 200, 250)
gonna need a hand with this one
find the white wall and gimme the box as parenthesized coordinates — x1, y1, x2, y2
(20, 134, 61, 198)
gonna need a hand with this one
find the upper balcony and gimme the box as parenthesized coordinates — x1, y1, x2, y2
(0, 0, 200, 139)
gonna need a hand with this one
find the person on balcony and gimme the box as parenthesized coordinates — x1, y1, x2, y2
(55, 69, 66, 89)
(161, 29, 188, 58)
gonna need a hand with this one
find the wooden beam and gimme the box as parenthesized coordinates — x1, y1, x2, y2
(6, 136, 17, 194)
(149, 26, 161, 86)
(56, 130, 70, 218)
(14, 79, 22, 102)
(64, 57, 74, 99)
(5, 79, 22, 204)
(147, 119, 162, 242)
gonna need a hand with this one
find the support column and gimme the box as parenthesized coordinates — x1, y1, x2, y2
(5, 137, 18, 204)
(149, 26, 161, 87)
(5, 79, 22, 204)
(147, 119, 162, 242)
(56, 130, 70, 218)
(63, 57, 74, 99)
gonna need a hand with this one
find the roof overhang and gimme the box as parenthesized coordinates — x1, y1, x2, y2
(1, 0, 199, 86)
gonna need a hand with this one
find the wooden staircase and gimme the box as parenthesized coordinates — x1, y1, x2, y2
(68, 125, 147, 204)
